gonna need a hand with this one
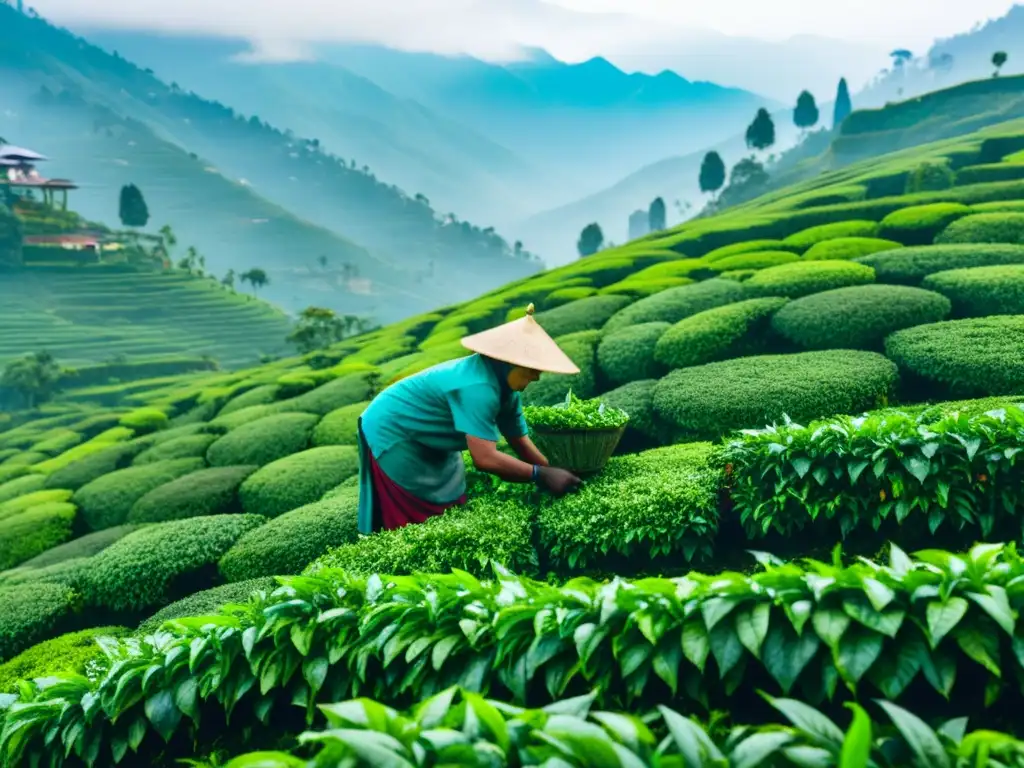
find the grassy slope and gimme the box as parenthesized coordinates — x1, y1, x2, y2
(0, 266, 293, 368)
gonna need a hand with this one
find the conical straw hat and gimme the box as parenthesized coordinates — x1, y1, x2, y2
(461, 304, 580, 375)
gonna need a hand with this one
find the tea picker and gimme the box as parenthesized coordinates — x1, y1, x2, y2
(356, 303, 583, 535)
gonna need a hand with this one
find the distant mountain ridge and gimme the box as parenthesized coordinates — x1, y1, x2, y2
(0, 5, 540, 321)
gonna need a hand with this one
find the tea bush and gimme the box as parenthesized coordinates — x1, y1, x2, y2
(127, 465, 258, 524)
(957, 162, 1024, 185)
(208, 403, 284, 430)
(220, 488, 360, 582)
(599, 379, 672, 451)
(31, 427, 136, 477)
(533, 295, 632, 338)
(30, 429, 81, 456)
(0, 626, 129, 693)
(215, 384, 280, 417)
(725, 405, 1024, 544)
(801, 236, 903, 260)
(603, 279, 748, 332)
(0, 501, 76, 570)
(80, 514, 266, 614)
(935, 212, 1024, 245)
(598, 276, 694, 298)
(523, 330, 601, 406)
(701, 239, 797, 262)
(855, 243, 1024, 284)
(272, 371, 379, 416)
(535, 443, 722, 570)
(745, 260, 876, 298)
(0, 582, 77, 662)
(771, 284, 951, 350)
(782, 220, 880, 250)
(309, 496, 537, 577)
(653, 350, 899, 440)
(311, 402, 368, 447)
(707, 251, 799, 270)
(73, 458, 206, 531)
(922, 264, 1024, 316)
(19, 524, 142, 568)
(137, 577, 278, 633)
(12, 543, 1024, 765)
(238, 446, 360, 518)
(542, 286, 597, 308)
(206, 412, 319, 467)
(0, 473, 45, 504)
(877, 202, 972, 245)
(0, 489, 72, 520)
(885, 316, 1024, 397)
(131, 433, 219, 465)
(654, 297, 788, 369)
(595, 322, 669, 386)
(43, 441, 149, 491)
(118, 407, 169, 435)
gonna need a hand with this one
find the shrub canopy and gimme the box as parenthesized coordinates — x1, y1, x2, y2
(128, 465, 258, 524)
(596, 322, 669, 386)
(744, 260, 876, 298)
(533, 295, 632, 339)
(877, 202, 972, 245)
(855, 243, 1024, 284)
(73, 458, 205, 531)
(603, 279, 748, 332)
(654, 297, 788, 369)
(771, 284, 951, 350)
(239, 447, 360, 518)
(935, 212, 1024, 245)
(922, 264, 1024, 317)
(206, 412, 319, 467)
(652, 350, 899, 439)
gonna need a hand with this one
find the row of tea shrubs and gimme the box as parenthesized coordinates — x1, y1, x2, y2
(1, 542, 1020, 765)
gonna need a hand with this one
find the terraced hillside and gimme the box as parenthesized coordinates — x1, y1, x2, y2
(6, 115, 1024, 765)
(0, 266, 293, 368)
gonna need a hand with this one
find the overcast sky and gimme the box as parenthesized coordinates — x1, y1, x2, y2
(28, 0, 1021, 61)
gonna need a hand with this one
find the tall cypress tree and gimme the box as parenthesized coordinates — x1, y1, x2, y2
(833, 78, 853, 129)
(648, 197, 667, 232)
(118, 184, 150, 228)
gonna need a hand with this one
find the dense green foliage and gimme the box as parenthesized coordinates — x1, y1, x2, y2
(310, 402, 367, 446)
(855, 243, 1024, 284)
(238, 447, 360, 518)
(192, 688, 1024, 768)
(599, 380, 672, 450)
(654, 297, 788, 369)
(782, 220, 880, 250)
(7, 544, 1024, 765)
(877, 202, 972, 245)
(745, 260, 876, 298)
(138, 577, 278, 634)
(18, 524, 142, 568)
(76, 514, 266, 614)
(524, 391, 630, 431)
(311, 497, 537, 577)
(653, 350, 898, 440)
(206, 412, 320, 467)
(603, 279, 747, 332)
(533, 295, 632, 339)
(127, 465, 257, 523)
(0, 626, 129, 693)
(0, 582, 77, 662)
(771, 284, 951, 350)
(802, 236, 902, 260)
(73, 458, 206, 530)
(0, 501, 76, 570)
(935, 211, 1024, 245)
(131, 433, 219, 465)
(725, 403, 1024, 543)
(922, 264, 1024, 316)
(885, 317, 1024, 397)
(595, 321, 669, 385)
(220, 489, 360, 582)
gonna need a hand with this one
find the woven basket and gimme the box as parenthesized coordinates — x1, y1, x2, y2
(530, 425, 626, 475)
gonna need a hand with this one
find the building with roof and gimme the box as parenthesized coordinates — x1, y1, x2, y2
(0, 143, 78, 211)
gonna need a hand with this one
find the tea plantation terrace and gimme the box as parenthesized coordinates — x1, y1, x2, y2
(4, 116, 1024, 765)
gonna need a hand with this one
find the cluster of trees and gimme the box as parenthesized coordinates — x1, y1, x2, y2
(286, 306, 376, 355)
(698, 77, 854, 206)
(0, 351, 65, 410)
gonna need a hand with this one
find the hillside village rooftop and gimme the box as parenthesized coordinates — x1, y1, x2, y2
(0, 143, 77, 209)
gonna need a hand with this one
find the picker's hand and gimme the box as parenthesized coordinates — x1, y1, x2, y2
(537, 466, 581, 497)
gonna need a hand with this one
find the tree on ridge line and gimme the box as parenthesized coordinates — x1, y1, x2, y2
(577, 223, 604, 257)
(699, 151, 726, 200)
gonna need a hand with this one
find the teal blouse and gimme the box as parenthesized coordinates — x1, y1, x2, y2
(356, 354, 528, 533)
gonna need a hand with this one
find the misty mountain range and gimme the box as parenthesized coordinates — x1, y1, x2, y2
(2, 0, 1020, 318)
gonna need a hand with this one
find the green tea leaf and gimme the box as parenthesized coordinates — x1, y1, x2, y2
(839, 703, 872, 768)
(735, 603, 771, 660)
(876, 701, 951, 768)
(925, 598, 968, 648)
